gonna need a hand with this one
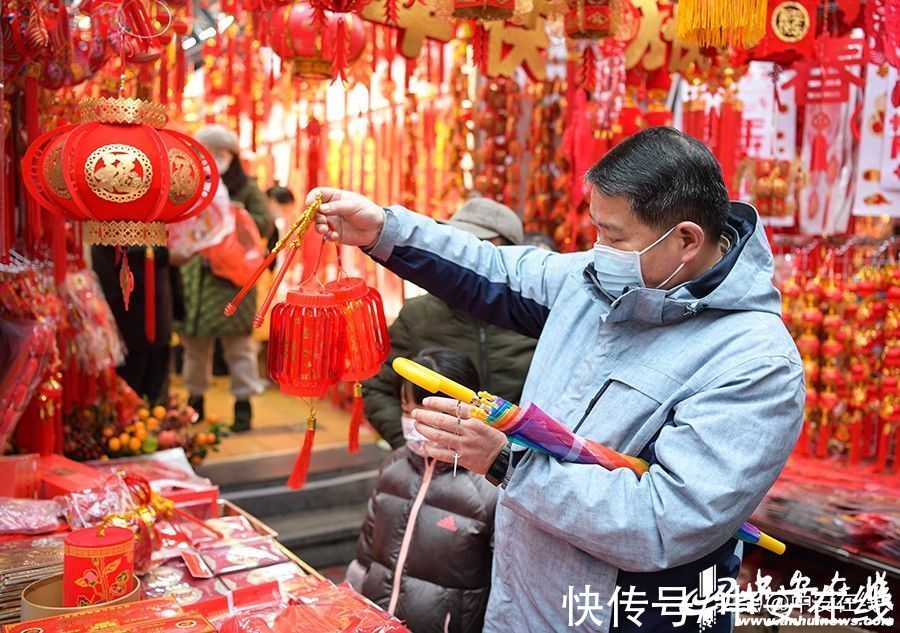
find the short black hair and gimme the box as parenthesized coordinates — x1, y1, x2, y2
(584, 127, 729, 240)
(266, 185, 295, 204)
(395, 347, 480, 405)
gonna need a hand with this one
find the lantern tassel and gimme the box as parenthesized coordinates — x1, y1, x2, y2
(815, 412, 830, 458)
(287, 411, 317, 489)
(675, 0, 766, 49)
(120, 247, 135, 310)
(348, 382, 364, 453)
(145, 246, 156, 342)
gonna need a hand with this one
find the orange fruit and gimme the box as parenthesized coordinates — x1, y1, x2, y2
(108, 437, 121, 452)
(118, 432, 130, 446)
(137, 408, 150, 421)
(135, 428, 147, 441)
(135, 420, 146, 432)
(190, 455, 203, 466)
(152, 405, 167, 420)
(128, 437, 142, 452)
(195, 434, 207, 446)
(102, 427, 115, 438)
(147, 418, 159, 431)
(206, 413, 221, 424)
(206, 433, 217, 445)
(125, 425, 135, 433)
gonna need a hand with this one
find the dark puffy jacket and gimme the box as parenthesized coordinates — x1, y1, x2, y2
(363, 294, 537, 448)
(355, 447, 498, 633)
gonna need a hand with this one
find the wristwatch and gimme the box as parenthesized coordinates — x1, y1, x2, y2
(485, 443, 511, 487)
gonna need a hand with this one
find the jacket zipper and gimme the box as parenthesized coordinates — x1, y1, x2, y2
(572, 380, 611, 435)
(478, 326, 490, 388)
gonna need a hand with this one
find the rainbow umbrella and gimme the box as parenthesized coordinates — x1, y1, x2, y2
(393, 357, 786, 555)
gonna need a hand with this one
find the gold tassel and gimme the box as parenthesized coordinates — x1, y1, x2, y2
(675, 0, 767, 49)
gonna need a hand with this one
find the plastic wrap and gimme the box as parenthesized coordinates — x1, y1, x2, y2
(0, 318, 56, 449)
(59, 475, 132, 530)
(0, 498, 64, 535)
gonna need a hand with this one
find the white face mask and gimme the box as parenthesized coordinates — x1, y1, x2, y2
(592, 226, 685, 299)
(401, 414, 428, 457)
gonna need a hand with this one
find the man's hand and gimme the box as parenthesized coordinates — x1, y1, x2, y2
(412, 397, 508, 476)
(307, 188, 385, 248)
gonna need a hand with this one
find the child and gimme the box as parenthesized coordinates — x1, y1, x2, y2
(347, 347, 498, 633)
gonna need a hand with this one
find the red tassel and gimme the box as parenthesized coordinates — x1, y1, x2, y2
(849, 417, 861, 465)
(174, 36, 185, 115)
(874, 422, 890, 472)
(473, 25, 487, 74)
(287, 414, 317, 489)
(145, 246, 156, 342)
(159, 41, 169, 106)
(348, 382, 364, 453)
(120, 247, 135, 310)
(51, 214, 65, 285)
(893, 425, 900, 475)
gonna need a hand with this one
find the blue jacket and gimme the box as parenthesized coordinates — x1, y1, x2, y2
(366, 202, 805, 632)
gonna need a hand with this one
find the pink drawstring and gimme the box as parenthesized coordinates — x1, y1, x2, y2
(443, 611, 451, 632)
(388, 457, 437, 616)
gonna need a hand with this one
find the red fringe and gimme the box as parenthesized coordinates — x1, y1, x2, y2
(875, 423, 890, 472)
(159, 41, 169, 106)
(348, 383, 364, 453)
(145, 247, 156, 342)
(849, 419, 861, 466)
(579, 46, 597, 92)
(287, 419, 317, 489)
(175, 37, 185, 115)
(815, 415, 829, 458)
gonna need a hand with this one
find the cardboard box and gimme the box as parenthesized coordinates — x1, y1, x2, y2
(38, 456, 106, 499)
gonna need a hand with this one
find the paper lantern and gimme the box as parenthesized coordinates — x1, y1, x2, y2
(22, 97, 218, 247)
(268, 288, 347, 489)
(326, 278, 390, 453)
(269, 2, 367, 80)
(63, 526, 135, 608)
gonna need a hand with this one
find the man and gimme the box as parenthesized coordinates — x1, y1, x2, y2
(363, 197, 538, 448)
(310, 128, 804, 632)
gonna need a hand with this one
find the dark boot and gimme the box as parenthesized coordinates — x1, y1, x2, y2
(187, 395, 205, 422)
(232, 400, 252, 433)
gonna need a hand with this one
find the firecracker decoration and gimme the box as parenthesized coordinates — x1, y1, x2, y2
(269, 2, 367, 81)
(675, 0, 767, 49)
(474, 77, 521, 208)
(736, 157, 805, 219)
(779, 240, 898, 472)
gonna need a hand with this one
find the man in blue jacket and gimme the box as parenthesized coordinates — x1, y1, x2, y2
(310, 127, 804, 632)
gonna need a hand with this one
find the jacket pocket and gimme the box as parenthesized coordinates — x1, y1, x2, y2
(573, 363, 681, 456)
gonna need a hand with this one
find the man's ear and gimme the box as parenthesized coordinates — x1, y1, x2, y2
(676, 222, 705, 262)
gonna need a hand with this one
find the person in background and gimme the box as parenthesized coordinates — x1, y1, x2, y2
(362, 198, 537, 449)
(265, 184, 294, 271)
(523, 230, 559, 252)
(180, 124, 275, 432)
(92, 245, 173, 403)
(347, 347, 497, 633)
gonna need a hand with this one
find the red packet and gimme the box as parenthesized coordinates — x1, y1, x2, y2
(180, 549, 214, 578)
(38, 455, 106, 498)
(182, 515, 260, 548)
(2, 598, 181, 633)
(113, 615, 216, 633)
(221, 562, 315, 597)
(191, 580, 284, 624)
(197, 538, 287, 576)
(142, 561, 230, 606)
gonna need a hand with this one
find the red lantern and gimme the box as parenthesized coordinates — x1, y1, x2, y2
(268, 288, 347, 489)
(23, 98, 218, 246)
(326, 278, 390, 453)
(269, 2, 366, 80)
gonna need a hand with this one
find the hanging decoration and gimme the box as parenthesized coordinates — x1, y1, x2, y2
(747, 0, 818, 63)
(269, 2, 367, 81)
(854, 64, 898, 217)
(675, 0, 767, 49)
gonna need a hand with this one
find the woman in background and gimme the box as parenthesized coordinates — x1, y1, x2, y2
(179, 124, 274, 432)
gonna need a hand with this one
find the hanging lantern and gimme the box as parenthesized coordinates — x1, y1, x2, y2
(268, 288, 347, 488)
(22, 97, 218, 247)
(326, 278, 390, 453)
(269, 2, 367, 80)
(565, 0, 613, 39)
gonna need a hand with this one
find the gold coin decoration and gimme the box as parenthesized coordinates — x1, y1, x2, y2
(84, 144, 153, 203)
(771, 1, 811, 43)
(168, 148, 199, 205)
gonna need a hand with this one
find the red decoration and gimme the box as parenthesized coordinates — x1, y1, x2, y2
(781, 37, 866, 105)
(888, 0, 900, 67)
(63, 526, 135, 608)
(565, 0, 613, 39)
(748, 0, 818, 62)
(269, 2, 367, 81)
(453, 0, 516, 21)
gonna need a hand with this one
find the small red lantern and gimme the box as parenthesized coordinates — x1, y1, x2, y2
(269, 2, 366, 80)
(325, 278, 390, 453)
(565, 0, 613, 40)
(268, 288, 347, 489)
(63, 526, 135, 608)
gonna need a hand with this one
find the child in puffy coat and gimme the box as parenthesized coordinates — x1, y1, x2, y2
(346, 347, 499, 633)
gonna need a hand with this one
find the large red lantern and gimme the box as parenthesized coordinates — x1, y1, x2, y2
(269, 2, 367, 80)
(23, 97, 218, 247)
(565, 0, 613, 39)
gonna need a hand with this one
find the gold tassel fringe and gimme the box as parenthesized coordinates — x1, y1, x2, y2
(675, 0, 767, 49)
